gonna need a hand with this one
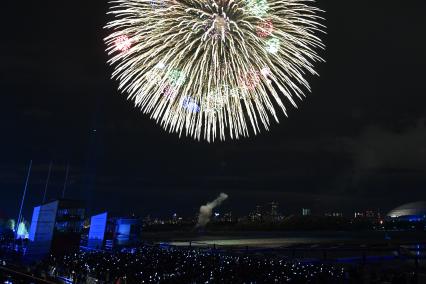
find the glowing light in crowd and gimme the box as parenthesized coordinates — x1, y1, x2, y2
(114, 35, 132, 52)
(105, 0, 325, 141)
(46, 245, 345, 283)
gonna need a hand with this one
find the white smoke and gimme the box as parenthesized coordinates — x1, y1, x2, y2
(196, 193, 228, 228)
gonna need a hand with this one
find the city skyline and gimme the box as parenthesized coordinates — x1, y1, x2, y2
(0, 190, 397, 222)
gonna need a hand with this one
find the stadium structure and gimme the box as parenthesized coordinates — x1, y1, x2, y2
(386, 201, 426, 230)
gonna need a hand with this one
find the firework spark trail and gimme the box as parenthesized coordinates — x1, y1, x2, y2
(105, 0, 325, 141)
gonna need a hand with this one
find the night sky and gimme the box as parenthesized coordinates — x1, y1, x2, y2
(1, 1, 426, 220)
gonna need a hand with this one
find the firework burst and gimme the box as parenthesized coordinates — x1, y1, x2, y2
(105, 0, 325, 141)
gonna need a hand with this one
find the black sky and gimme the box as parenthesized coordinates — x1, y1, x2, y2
(1, 1, 426, 220)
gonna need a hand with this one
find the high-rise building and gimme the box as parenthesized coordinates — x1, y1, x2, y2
(354, 212, 364, 218)
(270, 202, 279, 220)
(250, 205, 263, 222)
(302, 208, 311, 216)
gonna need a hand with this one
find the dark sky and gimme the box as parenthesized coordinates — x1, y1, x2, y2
(1, 1, 426, 220)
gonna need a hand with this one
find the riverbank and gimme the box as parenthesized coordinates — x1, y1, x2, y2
(142, 230, 426, 248)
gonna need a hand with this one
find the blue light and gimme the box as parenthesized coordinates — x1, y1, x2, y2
(182, 97, 200, 113)
(408, 217, 422, 222)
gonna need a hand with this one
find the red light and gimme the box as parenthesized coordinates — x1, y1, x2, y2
(115, 35, 132, 52)
(163, 84, 178, 99)
(240, 70, 261, 90)
(256, 19, 274, 38)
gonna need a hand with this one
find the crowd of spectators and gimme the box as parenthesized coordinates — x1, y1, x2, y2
(43, 245, 345, 283)
(2, 239, 423, 283)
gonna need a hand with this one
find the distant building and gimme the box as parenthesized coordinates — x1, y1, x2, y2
(325, 212, 343, 217)
(255, 205, 263, 220)
(354, 210, 380, 220)
(270, 202, 279, 221)
(222, 212, 233, 223)
(302, 208, 311, 216)
(27, 199, 85, 259)
(88, 212, 141, 249)
(354, 212, 364, 218)
(249, 205, 263, 222)
(250, 202, 281, 222)
(365, 210, 376, 218)
(171, 213, 180, 224)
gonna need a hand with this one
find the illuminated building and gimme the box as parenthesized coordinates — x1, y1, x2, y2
(87, 212, 108, 249)
(88, 212, 141, 249)
(325, 212, 343, 217)
(170, 213, 183, 224)
(270, 202, 279, 220)
(27, 199, 85, 259)
(302, 208, 311, 216)
(262, 202, 280, 222)
(354, 210, 381, 219)
(354, 212, 364, 218)
(249, 205, 263, 222)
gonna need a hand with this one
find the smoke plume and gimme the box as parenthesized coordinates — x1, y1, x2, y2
(196, 193, 228, 228)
